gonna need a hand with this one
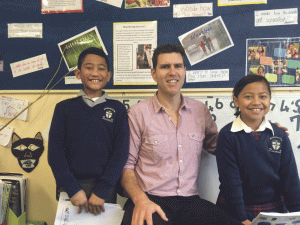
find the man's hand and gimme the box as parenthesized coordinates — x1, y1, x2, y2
(70, 190, 89, 214)
(272, 121, 289, 136)
(88, 193, 105, 216)
(242, 220, 252, 225)
(132, 197, 168, 225)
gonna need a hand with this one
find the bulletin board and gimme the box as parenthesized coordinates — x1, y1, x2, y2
(0, 0, 300, 90)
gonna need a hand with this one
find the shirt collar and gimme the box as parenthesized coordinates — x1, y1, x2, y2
(77, 90, 111, 107)
(231, 115, 274, 135)
(152, 92, 189, 113)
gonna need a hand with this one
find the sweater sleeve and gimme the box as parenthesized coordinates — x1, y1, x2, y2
(48, 102, 82, 198)
(92, 103, 130, 200)
(216, 127, 248, 222)
(278, 128, 300, 212)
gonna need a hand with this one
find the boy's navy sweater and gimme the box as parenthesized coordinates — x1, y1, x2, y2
(48, 96, 129, 200)
(216, 122, 300, 222)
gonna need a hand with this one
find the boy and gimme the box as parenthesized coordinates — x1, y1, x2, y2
(48, 47, 129, 216)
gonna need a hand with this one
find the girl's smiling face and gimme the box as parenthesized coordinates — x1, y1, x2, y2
(233, 81, 271, 130)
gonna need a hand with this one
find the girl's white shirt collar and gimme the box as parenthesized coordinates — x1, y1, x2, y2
(231, 115, 274, 135)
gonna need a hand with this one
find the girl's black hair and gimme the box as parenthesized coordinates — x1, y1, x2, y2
(233, 75, 271, 117)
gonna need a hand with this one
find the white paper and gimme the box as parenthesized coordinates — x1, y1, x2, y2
(55, 192, 124, 225)
(0, 96, 28, 121)
(0, 61, 3, 72)
(178, 16, 234, 66)
(186, 69, 229, 83)
(255, 8, 298, 27)
(96, 0, 123, 8)
(42, 0, 83, 13)
(113, 21, 157, 85)
(8, 23, 43, 38)
(251, 211, 300, 225)
(10, 54, 49, 78)
(65, 76, 82, 85)
(0, 124, 13, 147)
(173, 3, 213, 18)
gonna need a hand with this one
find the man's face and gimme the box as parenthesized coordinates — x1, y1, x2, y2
(151, 52, 186, 97)
(74, 54, 111, 98)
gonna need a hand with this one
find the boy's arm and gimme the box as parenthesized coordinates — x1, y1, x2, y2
(92, 104, 130, 201)
(48, 102, 82, 199)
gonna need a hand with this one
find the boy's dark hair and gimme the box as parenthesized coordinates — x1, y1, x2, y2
(77, 47, 109, 70)
(152, 44, 186, 69)
(233, 75, 271, 117)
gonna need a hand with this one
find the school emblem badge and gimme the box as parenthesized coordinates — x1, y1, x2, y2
(269, 137, 282, 153)
(103, 107, 115, 122)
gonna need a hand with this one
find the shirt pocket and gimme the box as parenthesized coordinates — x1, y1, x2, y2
(143, 135, 169, 160)
(188, 133, 204, 159)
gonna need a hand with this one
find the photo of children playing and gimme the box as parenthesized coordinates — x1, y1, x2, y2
(246, 38, 300, 86)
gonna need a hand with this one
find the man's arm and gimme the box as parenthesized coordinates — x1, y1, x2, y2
(121, 169, 168, 225)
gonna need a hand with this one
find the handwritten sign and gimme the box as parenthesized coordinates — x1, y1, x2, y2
(0, 124, 13, 147)
(8, 23, 43, 38)
(255, 8, 298, 27)
(173, 3, 213, 18)
(186, 69, 229, 83)
(10, 54, 49, 78)
(65, 76, 82, 85)
(0, 96, 28, 121)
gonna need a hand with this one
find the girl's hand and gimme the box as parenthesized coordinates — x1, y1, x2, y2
(242, 220, 252, 225)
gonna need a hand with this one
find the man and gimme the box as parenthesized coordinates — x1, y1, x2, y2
(120, 43, 242, 225)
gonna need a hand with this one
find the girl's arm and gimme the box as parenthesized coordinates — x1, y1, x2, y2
(216, 127, 248, 222)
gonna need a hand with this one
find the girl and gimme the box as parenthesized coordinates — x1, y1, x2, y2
(216, 75, 300, 225)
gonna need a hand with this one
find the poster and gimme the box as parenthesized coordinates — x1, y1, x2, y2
(125, 0, 170, 9)
(113, 21, 157, 85)
(218, 0, 267, 7)
(58, 27, 107, 71)
(178, 16, 234, 66)
(246, 38, 300, 86)
(41, 0, 83, 14)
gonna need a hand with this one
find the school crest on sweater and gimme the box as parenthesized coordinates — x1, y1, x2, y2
(269, 136, 282, 153)
(103, 107, 115, 122)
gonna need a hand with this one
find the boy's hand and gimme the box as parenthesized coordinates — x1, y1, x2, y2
(70, 190, 89, 214)
(88, 193, 105, 215)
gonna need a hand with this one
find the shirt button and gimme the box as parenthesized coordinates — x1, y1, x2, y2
(178, 145, 181, 148)
(177, 189, 181, 193)
(154, 140, 157, 143)
(179, 160, 183, 163)
(169, 117, 172, 120)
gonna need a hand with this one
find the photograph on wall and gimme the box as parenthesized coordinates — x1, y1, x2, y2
(178, 16, 234, 66)
(58, 27, 107, 71)
(113, 21, 157, 85)
(218, 0, 267, 7)
(246, 38, 300, 86)
(125, 0, 170, 9)
(41, 0, 83, 14)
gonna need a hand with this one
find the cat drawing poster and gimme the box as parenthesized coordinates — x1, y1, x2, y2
(11, 132, 44, 173)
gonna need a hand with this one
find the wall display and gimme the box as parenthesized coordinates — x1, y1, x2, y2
(58, 27, 107, 71)
(41, 0, 83, 14)
(246, 38, 300, 86)
(113, 21, 157, 85)
(173, 3, 213, 18)
(125, 0, 170, 8)
(178, 16, 234, 66)
(0, 96, 28, 121)
(8, 23, 43, 39)
(96, 0, 123, 8)
(116, 94, 300, 203)
(0, 124, 13, 147)
(11, 132, 44, 173)
(10, 54, 49, 78)
(255, 8, 298, 27)
(218, 0, 267, 6)
(1, 0, 299, 91)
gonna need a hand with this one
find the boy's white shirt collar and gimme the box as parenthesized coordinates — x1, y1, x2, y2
(231, 115, 274, 135)
(77, 90, 111, 107)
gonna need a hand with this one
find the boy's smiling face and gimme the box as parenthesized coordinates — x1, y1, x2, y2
(74, 54, 111, 98)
